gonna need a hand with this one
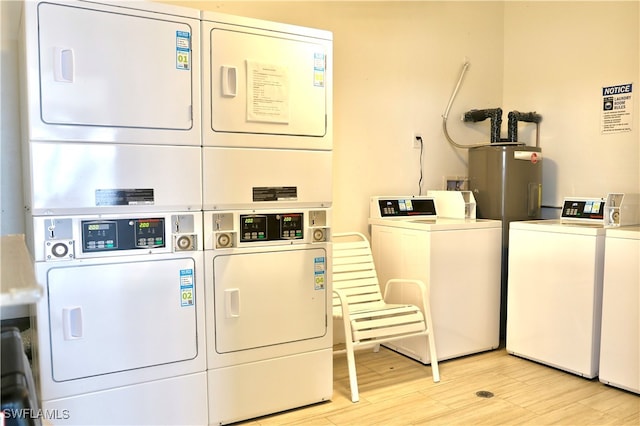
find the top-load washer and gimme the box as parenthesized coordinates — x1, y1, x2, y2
(368, 195, 502, 363)
(599, 225, 639, 393)
(507, 193, 640, 378)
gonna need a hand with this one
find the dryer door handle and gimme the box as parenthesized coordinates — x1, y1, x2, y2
(224, 288, 240, 318)
(62, 306, 83, 340)
(54, 47, 74, 83)
(221, 66, 237, 97)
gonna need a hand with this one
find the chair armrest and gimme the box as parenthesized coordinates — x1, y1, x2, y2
(383, 278, 431, 313)
(332, 288, 350, 318)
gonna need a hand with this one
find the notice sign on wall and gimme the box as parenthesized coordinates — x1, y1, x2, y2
(601, 83, 633, 134)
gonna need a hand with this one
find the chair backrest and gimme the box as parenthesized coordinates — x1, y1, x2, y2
(332, 232, 385, 314)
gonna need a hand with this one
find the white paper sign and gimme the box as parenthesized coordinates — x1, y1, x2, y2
(601, 83, 633, 134)
(246, 61, 290, 124)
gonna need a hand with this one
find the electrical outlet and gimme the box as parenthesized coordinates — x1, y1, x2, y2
(412, 132, 423, 149)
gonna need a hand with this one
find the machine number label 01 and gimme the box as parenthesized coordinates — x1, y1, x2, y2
(314, 257, 326, 290)
(180, 269, 194, 307)
(176, 31, 191, 70)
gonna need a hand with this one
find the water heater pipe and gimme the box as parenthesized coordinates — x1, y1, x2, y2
(507, 111, 543, 147)
(442, 62, 520, 150)
(462, 108, 503, 143)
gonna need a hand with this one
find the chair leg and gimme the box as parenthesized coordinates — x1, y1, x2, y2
(342, 319, 360, 402)
(427, 333, 440, 383)
(421, 285, 440, 383)
(345, 343, 360, 402)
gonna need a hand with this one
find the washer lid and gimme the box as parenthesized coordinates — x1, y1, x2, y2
(369, 216, 501, 231)
(510, 219, 607, 236)
(605, 225, 640, 240)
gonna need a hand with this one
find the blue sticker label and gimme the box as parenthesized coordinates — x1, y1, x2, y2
(314, 257, 326, 290)
(176, 31, 190, 70)
(313, 53, 325, 87)
(180, 269, 194, 306)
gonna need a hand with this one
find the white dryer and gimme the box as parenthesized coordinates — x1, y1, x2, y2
(20, 0, 204, 241)
(599, 225, 639, 393)
(200, 11, 333, 211)
(368, 196, 502, 363)
(203, 208, 332, 425)
(506, 194, 639, 378)
(20, 0, 201, 145)
(31, 212, 207, 425)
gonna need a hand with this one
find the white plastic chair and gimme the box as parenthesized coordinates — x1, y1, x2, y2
(332, 232, 440, 403)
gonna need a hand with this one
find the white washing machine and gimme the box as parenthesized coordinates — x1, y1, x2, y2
(599, 225, 639, 393)
(31, 212, 208, 425)
(506, 194, 639, 378)
(368, 196, 502, 364)
(203, 208, 332, 425)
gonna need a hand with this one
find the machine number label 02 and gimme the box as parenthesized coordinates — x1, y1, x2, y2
(314, 257, 326, 290)
(180, 269, 194, 307)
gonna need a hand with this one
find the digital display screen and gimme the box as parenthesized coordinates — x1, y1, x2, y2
(86, 223, 111, 231)
(243, 217, 262, 225)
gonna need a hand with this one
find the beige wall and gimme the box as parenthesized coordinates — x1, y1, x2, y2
(171, 0, 639, 232)
(503, 1, 639, 207)
(2, 1, 639, 237)
(169, 1, 506, 234)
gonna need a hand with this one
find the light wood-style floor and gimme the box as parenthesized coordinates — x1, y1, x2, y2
(242, 346, 639, 425)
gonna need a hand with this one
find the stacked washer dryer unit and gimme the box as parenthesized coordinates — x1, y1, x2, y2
(507, 193, 640, 379)
(368, 194, 502, 364)
(19, 1, 207, 424)
(200, 12, 333, 425)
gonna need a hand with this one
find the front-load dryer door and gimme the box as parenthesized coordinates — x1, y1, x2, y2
(202, 16, 332, 150)
(212, 247, 327, 353)
(31, 1, 199, 144)
(46, 258, 199, 381)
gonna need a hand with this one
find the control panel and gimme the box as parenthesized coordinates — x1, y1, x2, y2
(561, 193, 640, 227)
(561, 198, 605, 221)
(373, 197, 437, 218)
(82, 218, 166, 252)
(33, 213, 201, 261)
(240, 213, 304, 242)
